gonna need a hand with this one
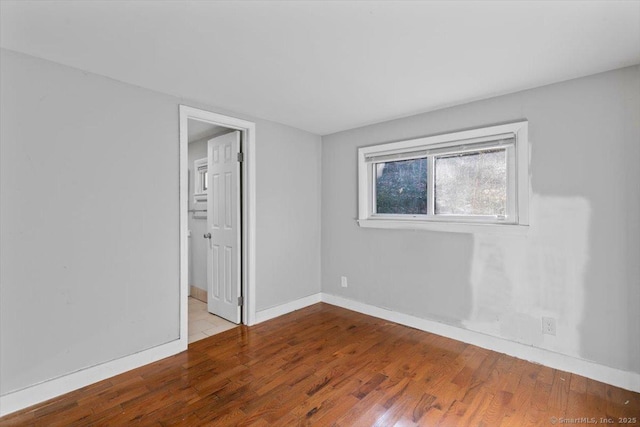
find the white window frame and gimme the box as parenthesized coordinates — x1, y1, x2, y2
(357, 121, 529, 233)
(193, 157, 208, 204)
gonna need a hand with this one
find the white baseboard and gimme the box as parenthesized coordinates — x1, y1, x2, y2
(0, 339, 186, 417)
(0, 292, 321, 418)
(4, 292, 638, 418)
(321, 293, 640, 393)
(255, 293, 322, 324)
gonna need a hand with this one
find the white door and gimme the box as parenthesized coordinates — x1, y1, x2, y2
(206, 131, 241, 324)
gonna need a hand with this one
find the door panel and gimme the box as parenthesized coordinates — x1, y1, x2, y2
(212, 245, 220, 299)
(211, 174, 220, 227)
(207, 131, 241, 324)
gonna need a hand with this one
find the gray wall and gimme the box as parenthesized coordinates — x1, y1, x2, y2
(0, 48, 322, 395)
(187, 138, 208, 291)
(321, 65, 640, 374)
(255, 119, 323, 309)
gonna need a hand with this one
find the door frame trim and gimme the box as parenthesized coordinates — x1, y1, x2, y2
(179, 106, 256, 344)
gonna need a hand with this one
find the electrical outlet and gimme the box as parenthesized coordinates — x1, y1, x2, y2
(341, 276, 348, 288)
(542, 317, 556, 335)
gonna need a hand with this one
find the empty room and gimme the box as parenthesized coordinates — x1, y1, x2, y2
(1, 1, 639, 425)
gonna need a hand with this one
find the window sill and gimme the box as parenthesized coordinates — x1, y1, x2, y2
(194, 194, 207, 204)
(357, 219, 529, 235)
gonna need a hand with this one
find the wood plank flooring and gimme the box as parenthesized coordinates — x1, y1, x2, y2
(2, 303, 639, 426)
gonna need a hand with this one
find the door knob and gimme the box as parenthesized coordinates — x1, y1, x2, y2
(203, 233, 211, 239)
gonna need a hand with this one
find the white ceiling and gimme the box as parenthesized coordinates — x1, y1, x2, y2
(188, 119, 229, 143)
(1, 1, 638, 135)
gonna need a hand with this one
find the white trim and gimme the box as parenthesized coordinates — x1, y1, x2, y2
(193, 157, 208, 203)
(321, 293, 640, 393)
(363, 134, 515, 163)
(255, 293, 322, 324)
(179, 106, 257, 327)
(0, 339, 183, 417)
(358, 121, 529, 228)
(3, 291, 637, 416)
(357, 219, 529, 234)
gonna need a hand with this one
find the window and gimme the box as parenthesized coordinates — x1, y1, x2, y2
(193, 157, 208, 203)
(202, 171, 209, 191)
(358, 121, 529, 231)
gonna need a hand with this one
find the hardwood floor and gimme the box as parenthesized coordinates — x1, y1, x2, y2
(2, 303, 639, 426)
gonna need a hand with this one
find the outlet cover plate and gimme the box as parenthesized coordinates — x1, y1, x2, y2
(542, 317, 556, 335)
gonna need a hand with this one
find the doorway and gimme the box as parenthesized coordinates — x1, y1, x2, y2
(179, 106, 256, 347)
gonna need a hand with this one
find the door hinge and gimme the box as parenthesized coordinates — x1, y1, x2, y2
(237, 296, 243, 306)
(237, 152, 244, 162)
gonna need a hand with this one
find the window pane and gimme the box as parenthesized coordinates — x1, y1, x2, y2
(435, 149, 506, 216)
(375, 158, 427, 215)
